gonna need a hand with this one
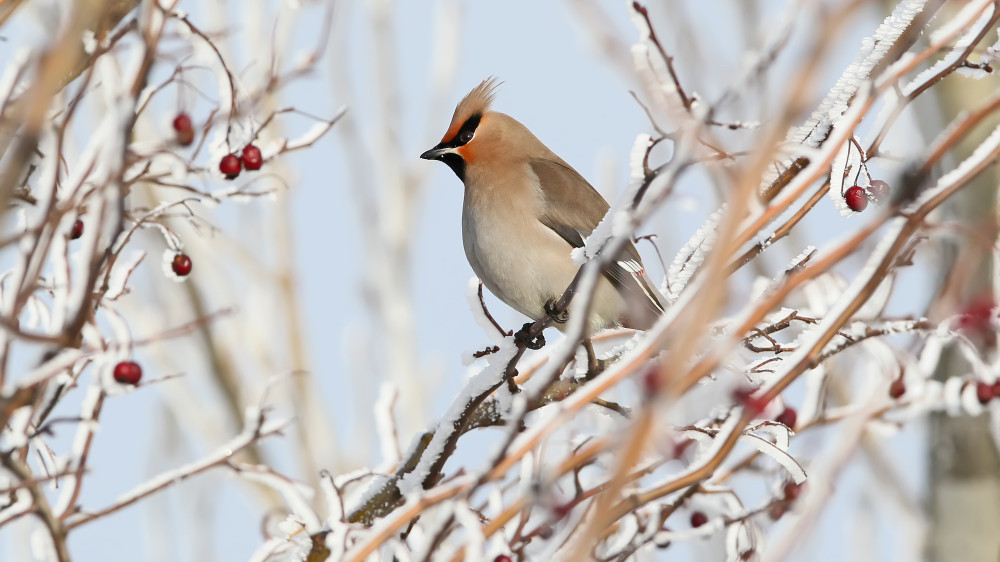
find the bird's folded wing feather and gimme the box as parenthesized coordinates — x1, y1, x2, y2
(530, 159, 664, 321)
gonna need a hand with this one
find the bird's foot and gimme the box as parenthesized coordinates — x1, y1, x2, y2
(544, 298, 569, 324)
(581, 340, 622, 380)
(514, 322, 545, 350)
(584, 356, 611, 380)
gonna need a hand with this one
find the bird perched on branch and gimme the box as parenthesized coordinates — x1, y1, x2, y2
(421, 78, 664, 372)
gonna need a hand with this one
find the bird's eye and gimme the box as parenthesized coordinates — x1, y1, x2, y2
(459, 130, 474, 144)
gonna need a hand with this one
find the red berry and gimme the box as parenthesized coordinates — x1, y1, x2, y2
(867, 179, 890, 203)
(171, 253, 192, 276)
(642, 363, 662, 396)
(172, 113, 194, 146)
(113, 361, 142, 385)
(241, 144, 263, 171)
(889, 378, 906, 399)
(690, 511, 708, 528)
(172, 113, 191, 132)
(70, 219, 84, 240)
(219, 154, 241, 179)
(844, 186, 868, 212)
(992, 379, 1000, 397)
(775, 407, 797, 430)
(733, 387, 769, 416)
(958, 297, 995, 336)
(494, 557, 512, 562)
(976, 381, 994, 404)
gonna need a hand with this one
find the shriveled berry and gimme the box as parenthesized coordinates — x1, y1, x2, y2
(867, 179, 890, 203)
(551, 502, 573, 521)
(219, 154, 241, 179)
(241, 144, 263, 171)
(845, 186, 868, 212)
(171, 253, 192, 276)
(889, 378, 906, 399)
(172, 113, 194, 146)
(782, 480, 803, 502)
(70, 219, 84, 240)
(113, 361, 142, 385)
(690, 511, 708, 528)
(976, 381, 994, 404)
(775, 407, 797, 430)
(768, 503, 786, 520)
(672, 437, 694, 459)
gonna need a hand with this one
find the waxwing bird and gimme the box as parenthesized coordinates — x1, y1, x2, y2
(421, 78, 665, 370)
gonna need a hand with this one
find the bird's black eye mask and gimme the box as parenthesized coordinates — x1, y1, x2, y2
(447, 114, 482, 147)
(426, 113, 482, 181)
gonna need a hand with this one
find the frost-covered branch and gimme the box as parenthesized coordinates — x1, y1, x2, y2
(64, 407, 291, 530)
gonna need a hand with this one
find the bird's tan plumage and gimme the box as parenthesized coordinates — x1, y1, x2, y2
(421, 78, 664, 335)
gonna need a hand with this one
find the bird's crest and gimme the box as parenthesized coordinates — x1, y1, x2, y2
(442, 77, 502, 143)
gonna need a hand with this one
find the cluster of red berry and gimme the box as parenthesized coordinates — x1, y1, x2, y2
(171, 112, 265, 180)
(767, 479, 804, 520)
(844, 179, 890, 212)
(728, 389, 800, 431)
(219, 144, 264, 179)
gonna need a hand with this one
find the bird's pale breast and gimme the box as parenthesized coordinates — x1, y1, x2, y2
(461, 177, 624, 333)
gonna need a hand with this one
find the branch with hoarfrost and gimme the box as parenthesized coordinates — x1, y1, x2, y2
(64, 406, 291, 530)
(0, 0, 141, 215)
(0, 452, 70, 562)
(630, 0, 773, 135)
(630, 2, 691, 111)
(272, 107, 347, 154)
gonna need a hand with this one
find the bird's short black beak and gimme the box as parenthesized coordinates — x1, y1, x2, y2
(421, 143, 466, 180)
(420, 144, 450, 160)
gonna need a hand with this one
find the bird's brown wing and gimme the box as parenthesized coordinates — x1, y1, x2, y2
(530, 158, 664, 327)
